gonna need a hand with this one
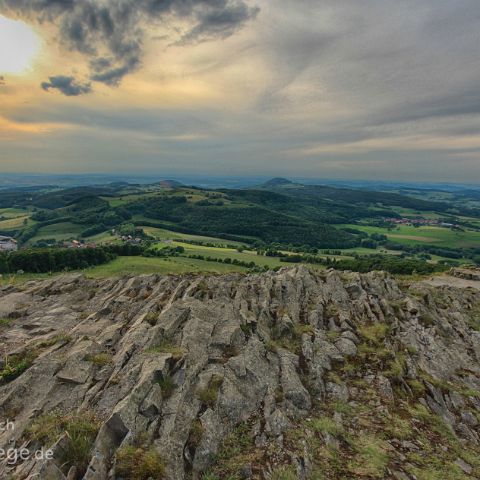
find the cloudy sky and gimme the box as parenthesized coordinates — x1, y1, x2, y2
(0, 0, 479, 182)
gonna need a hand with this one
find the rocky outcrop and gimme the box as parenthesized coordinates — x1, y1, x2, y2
(0, 267, 479, 479)
(451, 267, 480, 282)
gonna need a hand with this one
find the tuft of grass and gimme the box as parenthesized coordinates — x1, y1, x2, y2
(407, 378, 426, 397)
(116, 445, 165, 480)
(326, 371, 343, 385)
(240, 323, 253, 335)
(358, 323, 389, 344)
(144, 312, 159, 326)
(147, 340, 185, 361)
(466, 303, 480, 331)
(293, 324, 315, 336)
(26, 411, 100, 476)
(418, 312, 436, 328)
(202, 422, 255, 479)
(0, 352, 36, 384)
(349, 436, 389, 479)
(324, 304, 339, 318)
(309, 416, 344, 437)
(383, 354, 406, 380)
(383, 415, 413, 440)
(326, 330, 341, 342)
(157, 373, 176, 399)
(36, 334, 72, 349)
(197, 375, 223, 408)
(407, 403, 456, 442)
(0, 318, 11, 328)
(84, 352, 112, 366)
(216, 423, 253, 461)
(332, 400, 353, 415)
(187, 419, 204, 449)
(269, 465, 297, 480)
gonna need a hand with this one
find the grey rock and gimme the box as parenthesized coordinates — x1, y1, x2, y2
(455, 457, 473, 475)
(0, 268, 478, 479)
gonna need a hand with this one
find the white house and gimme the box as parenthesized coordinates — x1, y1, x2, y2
(0, 236, 18, 252)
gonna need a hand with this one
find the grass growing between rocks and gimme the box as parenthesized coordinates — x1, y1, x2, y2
(157, 373, 176, 399)
(0, 317, 11, 328)
(0, 352, 36, 384)
(147, 340, 185, 361)
(84, 352, 112, 366)
(467, 302, 480, 331)
(116, 445, 165, 480)
(266, 322, 314, 355)
(36, 333, 72, 349)
(0, 335, 75, 385)
(201, 423, 257, 480)
(144, 312, 159, 326)
(401, 403, 480, 479)
(269, 465, 298, 480)
(197, 375, 223, 408)
(347, 436, 389, 478)
(26, 411, 100, 476)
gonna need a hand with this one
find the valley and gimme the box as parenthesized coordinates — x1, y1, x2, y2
(0, 179, 479, 283)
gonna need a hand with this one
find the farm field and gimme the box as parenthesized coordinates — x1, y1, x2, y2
(26, 222, 85, 245)
(0, 207, 34, 231)
(342, 224, 480, 248)
(0, 215, 32, 231)
(158, 241, 289, 268)
(0, 207, 31, 218)
(142, 226, 245, 246)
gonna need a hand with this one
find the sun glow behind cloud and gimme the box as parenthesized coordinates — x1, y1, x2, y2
(0, 1, 480, 181)
(0, 15, 39, 75)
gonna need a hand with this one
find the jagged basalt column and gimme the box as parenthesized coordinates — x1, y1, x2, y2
(0, 267, 479, 479)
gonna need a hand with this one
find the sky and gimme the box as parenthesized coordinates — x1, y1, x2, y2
(0, 0, 479, 182)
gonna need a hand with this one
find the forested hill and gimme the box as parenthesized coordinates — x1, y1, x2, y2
(258, 179, 480, 217)
(0, 179, 479, 251)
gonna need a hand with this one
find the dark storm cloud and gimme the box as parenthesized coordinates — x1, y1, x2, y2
(0, 0, 259, 90)
(180, 1, 260, 43)
(41, 76, 92, 96)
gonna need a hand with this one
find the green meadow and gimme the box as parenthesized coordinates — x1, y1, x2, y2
(83, 256, 246, 277)
(27, 222, 85, 245)
(342, 224, 480, 248)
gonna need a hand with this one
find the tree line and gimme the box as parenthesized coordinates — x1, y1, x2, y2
(0, 244, 144, 274)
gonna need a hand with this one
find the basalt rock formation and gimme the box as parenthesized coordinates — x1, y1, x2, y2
(0, 267, 479, 479)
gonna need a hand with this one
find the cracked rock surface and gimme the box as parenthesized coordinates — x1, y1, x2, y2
(0, 267, 479, 479)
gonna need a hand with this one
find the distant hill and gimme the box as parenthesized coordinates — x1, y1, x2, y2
(262, 177, 294, 187)
(156, 179, 183, 188)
